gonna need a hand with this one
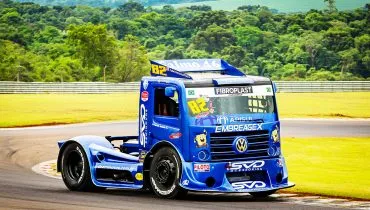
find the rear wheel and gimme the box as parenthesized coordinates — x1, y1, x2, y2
(61, 143, 103, 191)
(249, 190, 276, 198)
(149, 147, 187, 199)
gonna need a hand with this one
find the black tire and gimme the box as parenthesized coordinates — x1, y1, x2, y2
(61, 143, 103, 191)
(249, 190, 276, 198)
(149, 147, 187, 199)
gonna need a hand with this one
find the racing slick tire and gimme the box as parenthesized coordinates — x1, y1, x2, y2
(149, 147, 187, 199)
(61, 142, 104, 191)
(249, 190, 276, 198)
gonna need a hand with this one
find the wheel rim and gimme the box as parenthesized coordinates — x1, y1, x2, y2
(154, 157, 176, 187)
(66, 150, 83, 180)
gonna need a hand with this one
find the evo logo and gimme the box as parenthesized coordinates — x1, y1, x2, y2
(232, 181, 266, 190)
(226, 160, 265, 171)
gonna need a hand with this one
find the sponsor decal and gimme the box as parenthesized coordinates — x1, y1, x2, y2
(216, 116, 253, 124)
(226, 160, 265, 172)
(151, 64, 167, 76)
(182, 179, 189, 186)
(215, 123, 262, 133)
(277, 159, 283, 167)
(135, 173, 143, 181)
(195, 130, 207, 148)
(167, 67, 192, 79)
(139, 104, 147, 148)
(188, 89, 195, 96)
(141, 91, 149, 102)
(95, 165, 136, 171)
(194, 163, 210, 172)
(215, 86, 253, 95)
(266, 86, 272, 93)
(235, 137, 248, 153)
(169, 132, 182, 139)
(271, 125, 279, 142)
(232, 181, 266, 190)
(139, 150, 147, 163)
(157, 59, 221, 71)
(188, 97, 209, 115)
(216, 116, 228, 124)
(186, 85, 273, 99)
(152, 121, 169, 129)
(143, 80, 149, 90)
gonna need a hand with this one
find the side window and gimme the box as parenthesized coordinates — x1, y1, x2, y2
(154, 88, 179, 117)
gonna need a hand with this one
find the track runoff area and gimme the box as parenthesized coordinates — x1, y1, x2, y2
(0, 119, 368, 209)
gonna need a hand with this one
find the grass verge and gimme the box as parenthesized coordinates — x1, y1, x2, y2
(0, 92, 369, 128)
(283, 137, 370, 200)
(276, 92, 370, 118)
(0, 93, 138, 127)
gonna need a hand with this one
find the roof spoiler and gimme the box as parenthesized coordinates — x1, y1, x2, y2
(150, 59, 245, 79)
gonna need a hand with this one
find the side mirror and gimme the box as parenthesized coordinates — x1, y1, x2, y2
(272, 82, 278, 93)
(165, 87, 176, 97)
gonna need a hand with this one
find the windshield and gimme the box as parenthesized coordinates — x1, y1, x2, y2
(186, 85, 276, 125)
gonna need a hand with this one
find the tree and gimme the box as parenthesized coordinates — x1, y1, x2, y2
(117, 1, 145, 17)
(34, 26, 63, 43)
(67, 23, 117, 80)
(188, 11, 229, 30)
(221, 45, 246, 67)
(235, 26, 263, 50)
(190, 24, 236, 54)
(339, 48, 359, 75)
(165, 47, 184, 59)
(299, 31, 324, 69)
(324, 0, 337, 13)
(324, 22, 354, 52)
(113, 35, 149, 82)
(0, 40, 25, 81)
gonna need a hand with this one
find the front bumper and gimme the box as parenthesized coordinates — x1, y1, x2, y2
(179, 157, 294, 192)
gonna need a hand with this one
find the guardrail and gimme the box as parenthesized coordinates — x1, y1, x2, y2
(0, 81, 369, 93)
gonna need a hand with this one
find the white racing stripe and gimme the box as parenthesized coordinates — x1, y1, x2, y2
(33, 159, 370, 209)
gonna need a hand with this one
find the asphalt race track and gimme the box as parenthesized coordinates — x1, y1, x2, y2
(0, 119, 369, 210)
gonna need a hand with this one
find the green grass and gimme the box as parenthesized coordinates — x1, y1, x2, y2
(0, 92, 369, 128)
(0, 93, 139, 127)
(155, 0, 369, 12)
(283, 137, 370, 200)
(276, 92, 370, 118)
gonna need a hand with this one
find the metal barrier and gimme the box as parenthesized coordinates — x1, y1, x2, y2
(275, 81, 370, 92)
(0, 81, 369, 93)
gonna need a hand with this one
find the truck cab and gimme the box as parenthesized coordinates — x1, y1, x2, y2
(57, 59, 294, 199)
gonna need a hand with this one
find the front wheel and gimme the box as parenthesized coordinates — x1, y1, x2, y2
(249, 190, 276, 198)
(149, 147, 187, 199)
(61, 142, 103, 191)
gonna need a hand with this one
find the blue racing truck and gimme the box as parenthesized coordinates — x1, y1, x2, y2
(57, 59, 294, 198)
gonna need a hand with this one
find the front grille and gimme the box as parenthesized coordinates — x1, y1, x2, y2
(210, 130, 270, 161)
(226, 171, 268, 183)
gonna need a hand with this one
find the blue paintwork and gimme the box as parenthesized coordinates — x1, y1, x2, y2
(57, 59, 294, 194)
(150, 59, 245, 78)
(57, 136, 143, 189)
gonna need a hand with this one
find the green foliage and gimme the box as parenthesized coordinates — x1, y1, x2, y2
(0, 0, 369, 82)
(114, 35, 149, 82)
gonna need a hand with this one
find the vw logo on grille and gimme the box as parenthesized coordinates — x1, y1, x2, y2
(233, 136, 248, 153)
